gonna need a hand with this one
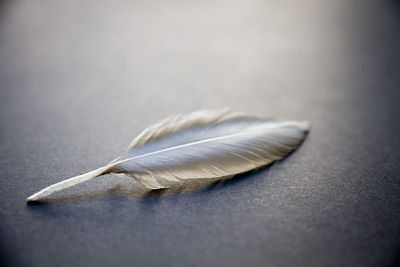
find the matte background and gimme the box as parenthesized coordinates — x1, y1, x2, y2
(0, 0, 399, 266)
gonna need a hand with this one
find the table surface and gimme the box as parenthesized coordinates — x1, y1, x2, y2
(1, 0, 399, 266)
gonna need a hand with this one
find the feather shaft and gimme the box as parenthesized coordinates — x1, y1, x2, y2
(26, 165, 110, 202)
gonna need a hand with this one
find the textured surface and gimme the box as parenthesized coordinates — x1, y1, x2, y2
(0, 0, 399, 266)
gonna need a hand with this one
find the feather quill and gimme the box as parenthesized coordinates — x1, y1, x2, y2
(27, 109, 310, 202)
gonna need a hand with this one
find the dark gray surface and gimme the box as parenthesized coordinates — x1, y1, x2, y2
(1, 0, 400, 266)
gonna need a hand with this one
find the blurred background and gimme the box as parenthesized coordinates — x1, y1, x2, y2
(0, 0, 399, 266)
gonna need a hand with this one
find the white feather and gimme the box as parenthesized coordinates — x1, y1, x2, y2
(27, 109, 310, 202)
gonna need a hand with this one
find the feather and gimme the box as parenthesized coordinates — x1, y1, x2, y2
(26, 109, 311, 202)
